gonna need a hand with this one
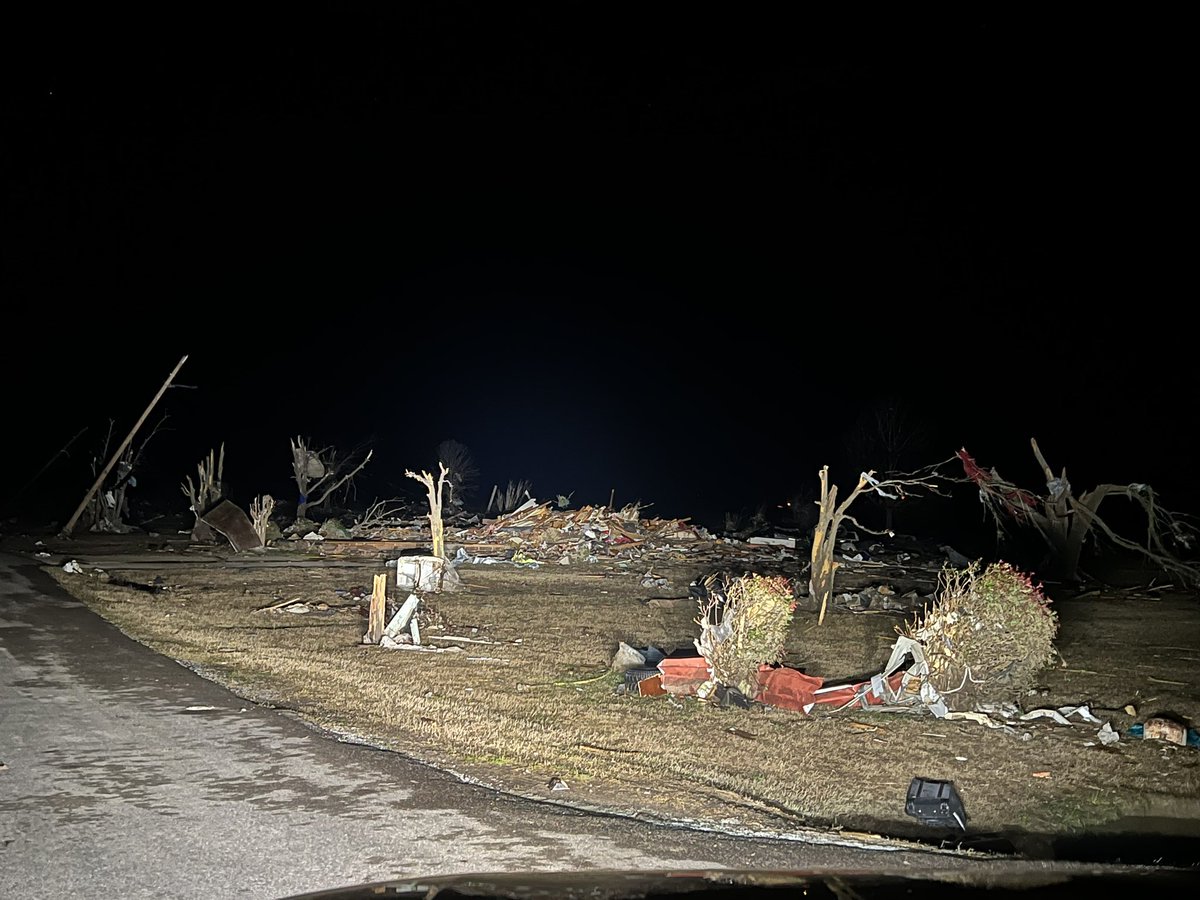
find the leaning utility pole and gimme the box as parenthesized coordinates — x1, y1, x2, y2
(60, 355, 188, 538)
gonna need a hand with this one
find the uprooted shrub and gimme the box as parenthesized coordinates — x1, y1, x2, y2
(696, 573, 797, 698)
(902, 561, 1057, 711)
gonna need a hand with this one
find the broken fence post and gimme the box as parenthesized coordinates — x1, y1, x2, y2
(383, 593, 420, 639)
(367, 573, 387, 644)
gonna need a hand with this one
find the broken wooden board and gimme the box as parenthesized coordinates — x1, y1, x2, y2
(201, 500, 263, 552)
(317, 539, 426, 558)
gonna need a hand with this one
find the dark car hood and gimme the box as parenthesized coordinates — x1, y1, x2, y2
(283, 866, 1199, 900)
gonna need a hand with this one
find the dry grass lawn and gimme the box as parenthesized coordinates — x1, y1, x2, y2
(48, 555, 1200, 845)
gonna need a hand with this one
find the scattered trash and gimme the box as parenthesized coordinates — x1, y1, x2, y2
(905, 778, 967, 831)
(975, 701, 1020, 719)
(1141, 717, 1190, 746)
(1031, 771, 1051, 778)
(747, 536, 796, 549)
(35, 551, 51, 558)
(1097, 723, 1120, 745)
(640, 573, 669, 588)
(611, 642, 662, 674)
(547, 776, 569, 791)
(757, 665, 824, 712)
(62, 560, 83, 574)
(302, 532, 324, 542)
(658, 654, 711, 696)
(511, 549, 541, 567)
(379, 636, 461, 653)
(183, 705, 218, 712)
(1020, 705, 1101, 726)
(624, 667, 665, 696)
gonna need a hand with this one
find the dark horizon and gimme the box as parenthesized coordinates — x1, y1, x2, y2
(4, 11, 1194, 540)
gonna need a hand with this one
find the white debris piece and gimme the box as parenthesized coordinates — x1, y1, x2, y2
(1020, 709, 1072, 726)
(748, 536, 796, 548)
(384, 594, 421, 639)
(1098, 723, 1120, 746)
(611, 641, 647, 673)
(62, 560, 83, 574)
(396, 555, 460, 592)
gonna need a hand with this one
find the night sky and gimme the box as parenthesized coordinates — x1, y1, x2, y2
(3, 11, 1194, 537)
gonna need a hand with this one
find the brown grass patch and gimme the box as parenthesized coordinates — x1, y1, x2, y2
(49, 559, 1200, 840)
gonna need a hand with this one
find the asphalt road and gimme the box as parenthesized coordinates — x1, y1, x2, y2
(0, 553, 1166, 899)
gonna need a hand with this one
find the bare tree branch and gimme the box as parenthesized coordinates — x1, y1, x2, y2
(810, 465, 946, 624)
(959, 439, 1200, 585)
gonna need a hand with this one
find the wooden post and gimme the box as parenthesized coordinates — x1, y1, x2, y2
(367, 572, 387, 643)
(61, 355, 188, 538)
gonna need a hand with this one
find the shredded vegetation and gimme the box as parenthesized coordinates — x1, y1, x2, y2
(904, 562, 1058, 711)
(697, 573, 796, 697)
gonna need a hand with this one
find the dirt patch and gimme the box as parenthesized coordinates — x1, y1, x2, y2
(40, 549, 1200, 848)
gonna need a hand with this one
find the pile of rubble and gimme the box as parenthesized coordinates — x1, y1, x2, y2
(450, 500, 720, 564)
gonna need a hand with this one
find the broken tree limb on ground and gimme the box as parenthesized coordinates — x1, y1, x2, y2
(61, 354, 188, 537)
(406, 463, 449, 560)
(290, 436, 373, 519)
(958, 439, 1200, 585)
(811, 465, 946, 625)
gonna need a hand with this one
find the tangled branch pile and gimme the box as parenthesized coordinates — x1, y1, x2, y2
(902, 562, 1057, 710)
(696, 574, 796, 697)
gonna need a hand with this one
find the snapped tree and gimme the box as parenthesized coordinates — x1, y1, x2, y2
(810, 465, 945, 625)
(289, 436, 373, 520)
(181, 444, 225, 541)
(407, 462, 450, 560)
(959, 439, 1200, 585)
(79, 417, 168, 533)
(249, 493, 275, 546)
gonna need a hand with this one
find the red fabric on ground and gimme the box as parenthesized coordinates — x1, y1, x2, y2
(755, 665, 824, 712)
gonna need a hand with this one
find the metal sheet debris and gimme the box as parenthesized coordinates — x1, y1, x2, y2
(201, 500, 264, 551)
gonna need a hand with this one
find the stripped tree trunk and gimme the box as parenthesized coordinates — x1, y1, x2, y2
(406, 463, 449, 561)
